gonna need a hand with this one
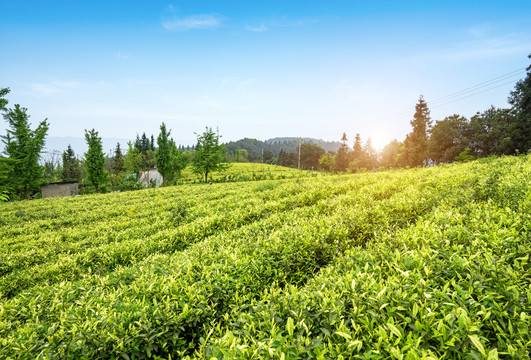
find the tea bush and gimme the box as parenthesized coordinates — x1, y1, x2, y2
(0, 155, 529, 359)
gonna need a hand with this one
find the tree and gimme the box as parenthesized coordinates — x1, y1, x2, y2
(348, 133, 365, 172)
(363, 138, 378, 170)
(84, 129, 107, 192)
(43, 150, 62, 182)
(109, 143, 124, 192)
(156, 123, 173, 184)
(454, 147, 475, 162)
(191, 127, 230, 183)
(169, 141, 189, 179)
(469, 107, 513, 156)
(507, 53, 531, 153)
(300, 143, 325, 170)
(1, 88, 49, 199)
(402, 96, 432, 166)
(262, 150, 274, 164)
(62, 145, 81, 181)
(235, 149, 248, 162)
(380, 139, 401, 169)
(150, 134, 156, 152)
(319, 152, 335, 172)
(124, 141, 142, 174)
(428, 114, 470, 164)
(278, 149, 289, 166)
(334, 133, 350, 172)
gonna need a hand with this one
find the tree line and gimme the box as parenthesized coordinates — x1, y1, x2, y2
(256, 54, 531, 172)
(0, 93, 228, 200)
(1, 54, 530, 199)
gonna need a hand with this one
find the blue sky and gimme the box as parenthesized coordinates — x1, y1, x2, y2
(1, 0, 530, 152)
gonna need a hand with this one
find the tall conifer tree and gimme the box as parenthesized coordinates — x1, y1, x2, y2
(84, 129, 107, 192)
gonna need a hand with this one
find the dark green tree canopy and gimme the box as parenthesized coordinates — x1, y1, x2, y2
(428, 114, 470, 164)
(111, 142, 124, 174)
(300, 143, 325, 170)
(62, 145, 81, 182)
(507, 54, 531, 153)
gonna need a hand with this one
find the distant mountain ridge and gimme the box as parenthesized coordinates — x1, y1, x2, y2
(265, 137, 343, 153)
(3, 136, 342, 160)
(224, 137, 343, 157)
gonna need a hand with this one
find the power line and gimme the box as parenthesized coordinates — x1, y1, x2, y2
(428, 68, 524, 105)
(377, 67, 526, 124)
(430, 79, 520, 110)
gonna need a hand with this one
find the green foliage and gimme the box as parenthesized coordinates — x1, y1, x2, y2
(454, 147, 475, 162)
(428, 114, 470, 163)
(61, 144, 81, 181)
(156, 122, 189, 185)
(507, 53, 531, 154)
(380, 139, 401, 169)
(179, 163, 309, 184)
(108, 142, 125, 192)
(335, 133, 350, 172)
(300, 143, 325, 170)
(402, 95, 432, 167)
(319, 152, 335, 172)
(124, 141, 143, 174)
(0, 87, 9, 111)
(0, 156, 530, 358)
(1, 90, 49, 199)
(191, 127, 231, 183)
(156, 122, 173, 183)
(84, 129, 107, 193)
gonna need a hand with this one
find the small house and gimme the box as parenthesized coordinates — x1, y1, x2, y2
(139, 169, 163, 187)
(41, 181, 79, 198)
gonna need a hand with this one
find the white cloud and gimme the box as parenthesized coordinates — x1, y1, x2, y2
(115, 52, 133, 59)
(28, 81, 81, 97)
(244, 17, 317, 33)
(161, 5, 223, 31)
(245, 24, 268, 32)
(29, 83, 61, 97)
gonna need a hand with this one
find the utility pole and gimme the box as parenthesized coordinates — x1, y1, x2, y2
(298, 138, 302, 170)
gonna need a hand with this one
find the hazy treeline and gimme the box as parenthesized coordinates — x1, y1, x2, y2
(244, 55, 531, 172)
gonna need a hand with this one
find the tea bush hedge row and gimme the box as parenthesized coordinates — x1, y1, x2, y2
(0, 155, 529, 359)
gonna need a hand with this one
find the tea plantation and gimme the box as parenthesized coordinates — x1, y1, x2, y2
(0, 156, 529, 359)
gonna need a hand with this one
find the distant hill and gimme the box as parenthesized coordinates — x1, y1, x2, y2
(224, 137, 343, 157)
(265, 137, 343, 153)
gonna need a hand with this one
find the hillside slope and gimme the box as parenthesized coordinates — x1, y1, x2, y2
(0, 156, 530, 359)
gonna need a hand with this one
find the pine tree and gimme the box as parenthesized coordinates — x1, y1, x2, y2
(1, 91, 49, 198)
(62, 145, 81, 181)
(348, 133, 365, 172)
(108, 143, 124, 192)
(84, 129, 107, 192)
(334, 132, 349, 172)
(403, 95, 432, 166)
